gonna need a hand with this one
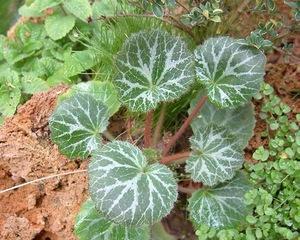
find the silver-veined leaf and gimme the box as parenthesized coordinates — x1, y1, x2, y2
(194, 37, 266, 108)
(190, 91, 255, 149)
(115, 30, 195, 112)
(62, 81, 120, 116)
(89, 141, 178, 226)
(45, 12, 75, 40)
(188, 172, 251, 228)
(75, 199, 150, 240)
(186, 125, 244, 186)
(49, 93, 109, 159)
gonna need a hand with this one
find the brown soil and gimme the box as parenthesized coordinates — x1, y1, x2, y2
(0, 86, 89, 240)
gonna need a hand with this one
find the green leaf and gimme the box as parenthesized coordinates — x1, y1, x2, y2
(188, 172, 251, 228)
(34, 0, 63, 12)
(194, 37, 266, 108)
(89, 141, 178, 225)
(92, 0, 131, 17)
(18, 5, 43, 17)
(190, 91, 255, 149)
(75, 199, 150, 240)
(21, 72, 49, 94)
(64, 81, 120, 116)
(186, 125, 244, 186)
(0, 35, 5, 61)
(19, 0, 63, 16)
(62, 49, 99, 77)
(115, 30, 195, 112)
(49, 93, 109, 159)
(63, 0, 92, 22)
(253, 146, 269, 161)
(0, 68, 21, 117)
(45, 12, 75, 40)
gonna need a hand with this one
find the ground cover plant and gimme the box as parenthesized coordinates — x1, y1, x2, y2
(0, 0, 299, 239)
(195, 83, 300, 239)
(49, 28, 266, 238)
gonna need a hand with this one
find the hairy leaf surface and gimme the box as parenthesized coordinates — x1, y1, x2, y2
(49, 94, 109, 159)
(89, 141, 178, 225)
(115, 30, 194, 112)
(190, 92, 255, 149)
(62, 49, 99, 77)
(66, 81, 120, 116)
(45, 12, 75, 40)
(19, 0, 63, 16)
(194, 37, 266, 108)
(188, 172, 251, 228)
(21, 72, 49, 94)
(75, 199, 150, 240)
(0, 69, 21, 117)
(63, 0, 92, 22)
(186, 125, 244, 186)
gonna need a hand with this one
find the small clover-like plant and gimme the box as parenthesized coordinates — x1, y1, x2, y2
(49, 29, 266, 239)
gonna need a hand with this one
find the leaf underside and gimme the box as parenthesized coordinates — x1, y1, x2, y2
(188, 172, 251, 228)
(115, 30, 195, 112)
(186, 125, 244, 186)
(75, 199, 150, 240)
(190, 91, 255, 149)
(89, 141, 178, 226)
(49, 93, 109, 159)
(195, 36, 266, 108)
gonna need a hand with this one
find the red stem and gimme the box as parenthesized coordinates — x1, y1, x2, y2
(144, 111, 153, 147)
(162, 96, 207, 156)
(160, 151, 191, 164)
(152, 103, 167, 147)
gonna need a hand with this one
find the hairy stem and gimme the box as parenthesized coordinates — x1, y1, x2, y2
(144, 111, 154, 147)
(162, 96, 207, 156)
(0, 170, 87, 194)
(175, 0, 189, 12)
(177, 185, 196, 195)
(103, 131, 115, 141)
(153, 103, 167, 147)
(160, 151, 191, 164)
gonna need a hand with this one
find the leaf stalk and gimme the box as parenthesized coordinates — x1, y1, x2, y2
(162, 96, 207, 156)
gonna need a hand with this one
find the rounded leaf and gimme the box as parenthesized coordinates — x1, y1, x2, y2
(188, 172, 252, 228)
(45, 12, 75, 40)
(194, 37, 266, 108)
(186, 125, 244, 186)
(190, 91, 255, 149)
(62, 81, 120, 116)
(49, 93, 109, 159)
(63, 0, 92, 22)
(89, 141, 178, 226)
(115, 30, 195, 112)
(75, 199, 150, 240)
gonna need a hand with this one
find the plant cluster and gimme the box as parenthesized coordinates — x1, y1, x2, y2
(47, 1, 268, 237)
(1, 0, 299, 239)
(195, 83, 300, 240)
